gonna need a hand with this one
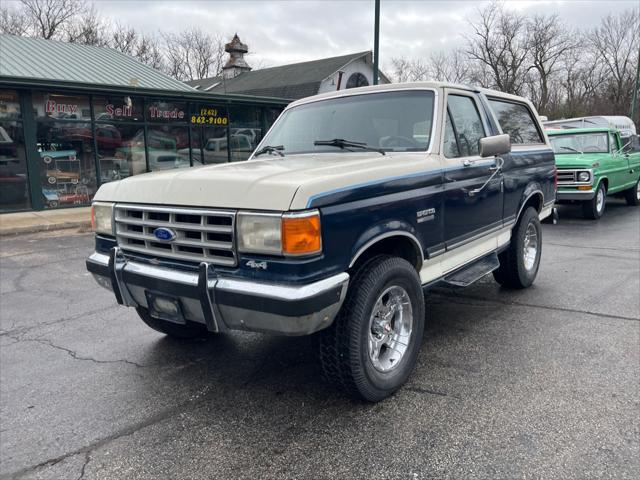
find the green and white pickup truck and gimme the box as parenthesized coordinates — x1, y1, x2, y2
(548, 128, 640, 219)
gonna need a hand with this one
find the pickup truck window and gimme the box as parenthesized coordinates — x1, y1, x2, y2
(550, 132, 608, 154)
(445, 95, 486, 158)
(487, 98, 543, 145)
(258, 91, 435, 155)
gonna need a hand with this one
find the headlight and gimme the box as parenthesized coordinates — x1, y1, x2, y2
(91, 202, 114, 235)
(237, 210, 322, 256)
(578, 171, 590, 182)
(237, 212, 283, 255)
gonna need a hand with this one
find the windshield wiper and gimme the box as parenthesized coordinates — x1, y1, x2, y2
(313, 138, 386, 155)
(560, 146, 581, 154)
(254, 145, 285, 157)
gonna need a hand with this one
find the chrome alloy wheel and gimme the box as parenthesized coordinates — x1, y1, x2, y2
(636, 182, 640, 201)
(523, 222, 539, 271)
(368, 286, 413, 373)
(596, 187, 605, 213)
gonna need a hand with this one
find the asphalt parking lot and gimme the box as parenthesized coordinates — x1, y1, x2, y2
(1, 200, 638, 480)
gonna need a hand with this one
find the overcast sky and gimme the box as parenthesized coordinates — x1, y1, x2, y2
(92, 0, 638, 69)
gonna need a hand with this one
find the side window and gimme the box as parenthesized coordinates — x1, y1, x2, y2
(488, 98, 543, 144)
(446, 94, 486, 158)
(609, 133, 618, 153)
(443, 111, 460, 158)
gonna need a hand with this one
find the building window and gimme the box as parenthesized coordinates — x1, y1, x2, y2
(32, 92, 91, 121)
(229, 106, 261, 161)
(96, 124, 146, 183)
(93, 96, 144, 122)
(36, 122, 96, 208)
(0, 89, 30, 212)
(147, 100, 187, 123)
(191, 104, 230, 164)
(147, 125, 191, 171)
(346, 73, 369, 89)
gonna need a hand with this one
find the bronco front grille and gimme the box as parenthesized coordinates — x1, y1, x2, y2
(114, 204, 236, 266)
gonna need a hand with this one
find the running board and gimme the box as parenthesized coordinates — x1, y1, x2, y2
(443, 252, 500, 287)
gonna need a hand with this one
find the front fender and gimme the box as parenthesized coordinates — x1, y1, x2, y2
(348, 219, 424, 268)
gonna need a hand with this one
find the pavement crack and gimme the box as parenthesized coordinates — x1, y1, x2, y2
(546, 241, 640, 253)
(76, 451, 91, 480)
(3, 335, 148, 368)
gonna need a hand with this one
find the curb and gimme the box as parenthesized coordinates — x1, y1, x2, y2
(0, 220, 92, 237)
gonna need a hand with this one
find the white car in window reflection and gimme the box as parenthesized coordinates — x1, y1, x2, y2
(182, 134, 253, 164)
(148, 151, 191, 171)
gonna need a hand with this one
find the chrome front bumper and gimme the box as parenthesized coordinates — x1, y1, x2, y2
(86, 249, 349, 336)
(556, 189, 595, 201)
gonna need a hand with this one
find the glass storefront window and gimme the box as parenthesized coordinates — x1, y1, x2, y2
(32, 92, 91, 121)
(265, 107, 283, 131)
(147, 126, 190, 171)
(147, 100, 187, 123)
(93, 96, 144, 122)
(199, 126, 229, 164)
(96, 124, 146, 183)
(0, 90, 21, 119)
(36, 122, 96, 208)
(229, 106, 261, 161)
(0, 120, 30, 211)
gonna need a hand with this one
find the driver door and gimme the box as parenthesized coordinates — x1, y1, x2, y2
(441, 90, 504, 251)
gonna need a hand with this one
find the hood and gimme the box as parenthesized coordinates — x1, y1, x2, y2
(93, 152, 438, 211)
(555, 153, 608, 169)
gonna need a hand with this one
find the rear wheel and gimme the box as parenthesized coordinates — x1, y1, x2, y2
(317, 256, 425, 402)
(493, 207, 542, 289)
(623, 180, 640, 206)
(136, 307, 211, 339)
(582, 182, 606, 219)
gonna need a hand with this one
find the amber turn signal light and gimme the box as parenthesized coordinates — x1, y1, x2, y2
(577, 185, 591, 191)
(282, 212, 322, 255)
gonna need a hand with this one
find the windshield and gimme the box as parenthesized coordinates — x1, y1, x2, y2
(550, 132, 609, 154)
(258, 90, 435, 155)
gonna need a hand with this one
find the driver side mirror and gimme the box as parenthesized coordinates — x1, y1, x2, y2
(480, 134, 511, 158)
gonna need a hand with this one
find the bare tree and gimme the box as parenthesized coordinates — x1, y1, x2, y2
(388, 56, 429, 83)
(19, 0, 86, 39)
(428, 49, 471, 84)
(465, 1, 530, 95)
(589, 8, 640, 113)
(110, 23, 163, 69)
(0, 5, 29, 35)
(162, 28, 226, 81)
(526, 14, 577, 114)
(66, 5, 109, 46)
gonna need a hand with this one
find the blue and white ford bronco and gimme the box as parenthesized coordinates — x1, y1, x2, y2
(87, 82, 556, 401)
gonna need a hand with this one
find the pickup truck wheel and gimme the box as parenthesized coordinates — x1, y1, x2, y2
(317, 255, 425, 402)
(136, 307, 211, 339)
(582, 182, 606, 219)
(623, 180, 640, 206)
(493, 207, 542, 289)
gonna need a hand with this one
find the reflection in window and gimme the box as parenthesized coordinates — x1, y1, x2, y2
(229, 106, 261, 162)
(147, 126, 190, 171)
(0, 90, 21, 120)
(93, 96, 144, 122)
(32, 92, 91, 121)
(446, 95, 485, 157)
(0, 121, 30, 211)
(488, 99, 543, 144)
(96, 124, 146, 183)
(147, 101, 187, 123)
(550, 133, 609, 154)
(198, 126, 229, 164)
(36, 122, 96, 208)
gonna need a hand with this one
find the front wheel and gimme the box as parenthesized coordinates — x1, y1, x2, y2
(623, 180, 640, 206)
(493, 207, 542, 289)
(582, 182, 606, 219)
(317, 256, 425, 402)
(136, 307, 211, 339)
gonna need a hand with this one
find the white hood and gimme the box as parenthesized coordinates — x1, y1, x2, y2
(94, 152, 441, 211)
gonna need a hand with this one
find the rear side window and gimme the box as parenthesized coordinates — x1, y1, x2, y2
(488, 99, 543, 145)
(445, 95, 486, 158)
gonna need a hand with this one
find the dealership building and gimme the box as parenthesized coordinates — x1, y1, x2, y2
(0, 35, 291, 213)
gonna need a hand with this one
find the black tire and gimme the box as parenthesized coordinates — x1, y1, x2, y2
(136, 307, 211, 339)
(582, 182, 606, 219)
(493, 207, 542, 289)
(623, 180, 640, 206)
(317, 255, 425, 402)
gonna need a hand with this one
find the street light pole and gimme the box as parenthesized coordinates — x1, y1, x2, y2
(373, 0, 380, 85)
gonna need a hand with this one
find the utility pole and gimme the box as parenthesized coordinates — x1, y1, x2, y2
(373, 0, 380, 85)
(631, 43, 640, 124)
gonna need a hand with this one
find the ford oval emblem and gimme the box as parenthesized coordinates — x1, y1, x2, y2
(153, 227, 176, 242)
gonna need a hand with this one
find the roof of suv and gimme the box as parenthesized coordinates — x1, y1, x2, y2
(288, 81, 531, 108)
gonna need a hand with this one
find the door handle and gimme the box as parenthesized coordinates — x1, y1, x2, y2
(463, 159, 476, 167)
(469, 157, 504, 197)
